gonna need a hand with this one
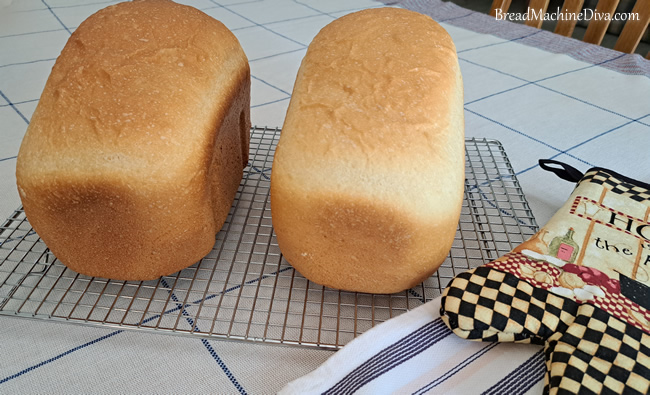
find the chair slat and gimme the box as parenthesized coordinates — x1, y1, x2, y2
(489, 0, 648, 55)
(526, 0, 551, 28)
(490, 0, 513, 17)
(555, 0, 586, 37)
(583, 0, 620, 45)
(613, 0, 650, 53)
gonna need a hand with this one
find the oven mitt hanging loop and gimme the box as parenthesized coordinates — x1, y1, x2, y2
(441, 161, 650, 394)
(538, 159, 584, 183)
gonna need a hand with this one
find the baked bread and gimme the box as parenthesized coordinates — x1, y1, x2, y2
(15, 0, 250, 280)
(270, 8, 464, 294)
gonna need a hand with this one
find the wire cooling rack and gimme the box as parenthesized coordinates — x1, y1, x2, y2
(0, 126, 538, 349)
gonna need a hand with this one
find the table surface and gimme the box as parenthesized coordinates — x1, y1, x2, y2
(1, 0, 649, 393)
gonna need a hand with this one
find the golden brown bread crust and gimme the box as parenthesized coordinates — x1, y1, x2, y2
(270, 8, 464, 294)
(16, 0, 251, 280)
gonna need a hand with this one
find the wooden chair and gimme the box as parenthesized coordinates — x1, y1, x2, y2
(490, 0, 650, 55)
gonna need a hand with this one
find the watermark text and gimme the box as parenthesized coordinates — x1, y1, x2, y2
(494, 7, 639, 22)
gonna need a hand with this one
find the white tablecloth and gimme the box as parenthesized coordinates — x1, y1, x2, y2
(1, 0, 648, 393)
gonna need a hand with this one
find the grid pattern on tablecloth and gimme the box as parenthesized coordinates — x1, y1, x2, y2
(0, 0, 649, 392)
(0, 128, 538, 349)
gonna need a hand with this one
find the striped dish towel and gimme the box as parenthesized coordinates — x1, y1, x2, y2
(280, 297, 545, 394)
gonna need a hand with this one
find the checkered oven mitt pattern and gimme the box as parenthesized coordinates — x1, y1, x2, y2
(441, 160, 650, 394)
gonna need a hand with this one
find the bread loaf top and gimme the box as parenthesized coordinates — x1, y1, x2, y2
(17, 0, 249, 189)
(274, 8, 463, 220)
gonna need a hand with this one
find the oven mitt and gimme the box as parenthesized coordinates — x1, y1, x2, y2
(440, 160, 650, 394)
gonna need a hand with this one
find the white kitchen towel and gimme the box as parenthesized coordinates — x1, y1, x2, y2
(280, 296, 545, 395)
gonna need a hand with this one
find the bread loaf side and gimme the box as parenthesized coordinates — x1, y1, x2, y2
(270, 8, 464, 294)
(16, 0, 251, 280)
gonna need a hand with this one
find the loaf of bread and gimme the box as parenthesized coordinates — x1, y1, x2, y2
(15, 0, 250, 281)
(270, 8, 464, 294)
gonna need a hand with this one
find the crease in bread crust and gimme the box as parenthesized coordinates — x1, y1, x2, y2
(16, 0, 251, 280)
(271, 8, 465, 294)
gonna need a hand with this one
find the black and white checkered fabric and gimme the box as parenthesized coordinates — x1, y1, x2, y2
(441, 266, 650, 394)
(441, 167, 650, 394)
(583, 169, 650, 203)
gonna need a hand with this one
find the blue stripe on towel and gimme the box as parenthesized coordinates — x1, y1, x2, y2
(412, 342, 498, 394)
(323, 318, 452, 395)
(481, 349, 546, 395)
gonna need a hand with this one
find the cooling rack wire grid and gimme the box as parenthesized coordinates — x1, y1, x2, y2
(0, 126, 538, 350)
